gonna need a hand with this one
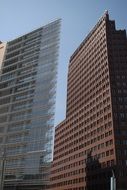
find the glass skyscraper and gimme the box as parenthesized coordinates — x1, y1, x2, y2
(0, 19, 60, 190)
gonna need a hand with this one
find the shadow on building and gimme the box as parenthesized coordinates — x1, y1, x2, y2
(85, 151, 113, 190)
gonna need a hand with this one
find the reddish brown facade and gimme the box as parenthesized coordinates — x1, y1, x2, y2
(50, 12, 127, 190)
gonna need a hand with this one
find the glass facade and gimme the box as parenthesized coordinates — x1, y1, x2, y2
(0, 19, 60, 190)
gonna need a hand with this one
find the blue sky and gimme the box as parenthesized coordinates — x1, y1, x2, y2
(1, 0, 127, 125)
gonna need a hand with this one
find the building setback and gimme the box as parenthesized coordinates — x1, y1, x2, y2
(51, 12, 127, 190)
(0, 20, 60, 190)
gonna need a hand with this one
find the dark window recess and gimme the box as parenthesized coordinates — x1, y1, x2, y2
(0, 116, 7, 123)
(0, 97, 10, 105)
(7, 44, 21, 52)
(8, 37, 22, 46)
(0, 89, 12, 96)
(2, 65, 17, 74)
(5, 51, 20, 60)
(0, 82, 8, 89)
(4, 58, 18, 67)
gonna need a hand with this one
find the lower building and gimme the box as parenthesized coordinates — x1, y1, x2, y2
(50, 12, 127, 190)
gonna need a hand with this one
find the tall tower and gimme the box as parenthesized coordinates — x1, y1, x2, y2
(0, 20, 60, 190)
(51, 12, 127, 190)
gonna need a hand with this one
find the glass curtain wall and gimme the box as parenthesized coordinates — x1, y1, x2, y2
(0, 19, 60, 190)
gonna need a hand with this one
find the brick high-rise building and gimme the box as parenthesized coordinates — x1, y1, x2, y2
(51, 12, 127, 190)
(0, 20, 60, 190)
